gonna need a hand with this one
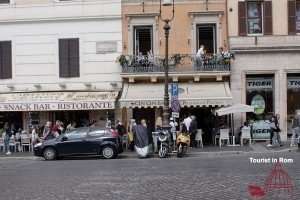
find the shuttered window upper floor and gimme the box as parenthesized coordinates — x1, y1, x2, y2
(0, 41, 12, 80)
(234, 0, 300, 36)
(238, 0, 273, 36)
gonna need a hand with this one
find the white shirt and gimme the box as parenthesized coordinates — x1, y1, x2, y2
(184, 117, 192, 131)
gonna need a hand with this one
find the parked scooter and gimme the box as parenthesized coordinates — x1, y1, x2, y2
(176, 132, 190, 157)
(158, 130, 171, 158)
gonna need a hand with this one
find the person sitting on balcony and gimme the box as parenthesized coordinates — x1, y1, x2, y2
(147, 50, 154, 66)
(196, 45, 205, 67)
(217, 47, 225, 64)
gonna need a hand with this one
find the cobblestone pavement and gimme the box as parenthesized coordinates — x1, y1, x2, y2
(0, 152, 299, 200)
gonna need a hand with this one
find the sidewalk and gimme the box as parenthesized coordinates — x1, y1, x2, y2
(0, 142, 297, 160)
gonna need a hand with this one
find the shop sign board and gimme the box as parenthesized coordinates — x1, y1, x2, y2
(252, 120, 271, 140)
(0, 92, 117, 111)
(247, 78, 273, 90)
(287, 78, 300, 89)
(0, 102, 114, 112)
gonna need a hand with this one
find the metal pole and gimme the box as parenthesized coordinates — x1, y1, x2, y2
(162, 20, 170, 129)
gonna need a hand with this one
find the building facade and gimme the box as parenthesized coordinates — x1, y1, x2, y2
(0, 0, 122, 129)
(228, 0, 300, 141)
(119, 0, 232, 144)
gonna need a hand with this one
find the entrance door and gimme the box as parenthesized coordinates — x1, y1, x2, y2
(133, 108, 155, 132)
(180, 107, 217, 145)
(197, 24, 217, 54)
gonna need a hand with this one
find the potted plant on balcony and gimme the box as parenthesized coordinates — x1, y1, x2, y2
(116, 55, 129, 67)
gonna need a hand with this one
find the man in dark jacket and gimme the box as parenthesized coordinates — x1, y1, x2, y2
(3, 122, 13, 155)
(189, 116, 198, 147)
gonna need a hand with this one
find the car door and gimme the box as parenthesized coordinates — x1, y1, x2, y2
(56, 128, 89, 156)
(86, 128, 107, 153)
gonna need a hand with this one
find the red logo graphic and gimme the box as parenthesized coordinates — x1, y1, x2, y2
(248, 162, 294, 199)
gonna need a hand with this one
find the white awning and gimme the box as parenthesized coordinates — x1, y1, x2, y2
(0, 91, 118, 111)
(216, 104, 254, 116)
(120, 82, 232, 108)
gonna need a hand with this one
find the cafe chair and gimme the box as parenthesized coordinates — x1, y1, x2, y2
(219, 128, 230, 148)
(195, 129, 203, 148)
(240, 127, 251, 146)
(21, 136, 32, 152)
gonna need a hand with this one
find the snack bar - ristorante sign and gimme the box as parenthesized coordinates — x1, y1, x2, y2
(0, 92, 118, 111)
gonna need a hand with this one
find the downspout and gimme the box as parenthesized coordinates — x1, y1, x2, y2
(225, 0, 230, 51)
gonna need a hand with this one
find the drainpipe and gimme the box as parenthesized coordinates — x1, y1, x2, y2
(225, 0, 230, 50)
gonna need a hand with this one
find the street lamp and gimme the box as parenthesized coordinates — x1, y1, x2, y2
(159, 0, 175, 129)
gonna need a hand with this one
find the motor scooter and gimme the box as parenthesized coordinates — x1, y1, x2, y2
(176, 132, 190, 157)
(158, 130, 171, 158)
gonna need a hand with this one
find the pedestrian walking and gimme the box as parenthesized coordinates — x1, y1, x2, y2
(183, 114, 192, 133)
(3, 122, 13, 155)
(267, 115, 282, 147)
(291, 110, 300, 147)
(133, 119, 151, 158)
(189, 116, 198, 147)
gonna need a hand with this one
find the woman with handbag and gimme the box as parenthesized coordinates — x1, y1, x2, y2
(267, 115, 282, 147)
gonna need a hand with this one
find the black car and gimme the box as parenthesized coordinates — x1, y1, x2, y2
(34, 127, 123, 160)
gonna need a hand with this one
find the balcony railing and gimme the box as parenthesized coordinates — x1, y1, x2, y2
(117, 54, 232, 73)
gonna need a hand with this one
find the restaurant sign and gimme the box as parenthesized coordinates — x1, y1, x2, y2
(0, 92, 117, 111)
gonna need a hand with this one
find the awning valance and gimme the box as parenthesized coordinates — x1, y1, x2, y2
(0, 91, 118, 111)
(120, 82, 232, 108)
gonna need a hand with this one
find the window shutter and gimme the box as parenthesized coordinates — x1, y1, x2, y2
(288, 0, 296, 35)
(238, 1, 247, 36)
(0, 41, 12, 79)
(0, 0, 10, 4)
(264, 1, 273, 35)
(59, 39, 69, 78)
(69, 39, 79, 78)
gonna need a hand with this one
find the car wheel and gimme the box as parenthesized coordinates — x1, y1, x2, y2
(43, 147, 57, 161)
(102, 145, 116, 159)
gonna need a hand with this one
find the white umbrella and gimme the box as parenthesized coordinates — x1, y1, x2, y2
(215, 104, 254, 146)
(216, 104, 254, 116)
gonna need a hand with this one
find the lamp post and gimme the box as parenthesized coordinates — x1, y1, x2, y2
(159, 0, 175, 129)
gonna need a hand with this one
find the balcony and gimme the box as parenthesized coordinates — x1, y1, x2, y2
(118, 54, 231, 75)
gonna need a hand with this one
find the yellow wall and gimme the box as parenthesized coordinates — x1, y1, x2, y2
(227, 0, 288, 36)
(122, 0, 228, 56)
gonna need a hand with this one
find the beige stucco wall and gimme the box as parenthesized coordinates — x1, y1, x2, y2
(227, 0, 288, 37)
(122, 0, 228, 56)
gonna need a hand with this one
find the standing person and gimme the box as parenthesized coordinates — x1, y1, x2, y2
(116, 120, 126, 136)
(3, 122, 13, 155)
(189, 116, 198, 147)
(66, 121, 76, 132)
(31, 126, 39, 146)
(128, 119, 136, 151)
(291, 110, 300, 147)
(183, 115, 192, 133)
(169, 117, 178, 142)
(133, 119, 151, 158)
(43, 121, 54, 140)
(267, 115, 282, 147)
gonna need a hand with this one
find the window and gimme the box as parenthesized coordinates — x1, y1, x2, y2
(196, 24, 216, 54)
(0, 41, 12, 79)
(65, 128, 88, 140)
(59, 38, 79, 78)
(297, 1, 300, 33)
(247, 1, 263, 34)
(88, 129, 107, 137)
(238, 1, 272, 36)
(134, 26, 153, 56)
(0, 0, 10, 4)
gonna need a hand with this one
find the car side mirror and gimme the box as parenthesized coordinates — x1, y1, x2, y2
(62, 136, 68, 141)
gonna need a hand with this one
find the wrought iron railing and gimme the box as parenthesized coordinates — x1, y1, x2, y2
(117, 54, 232, 73)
